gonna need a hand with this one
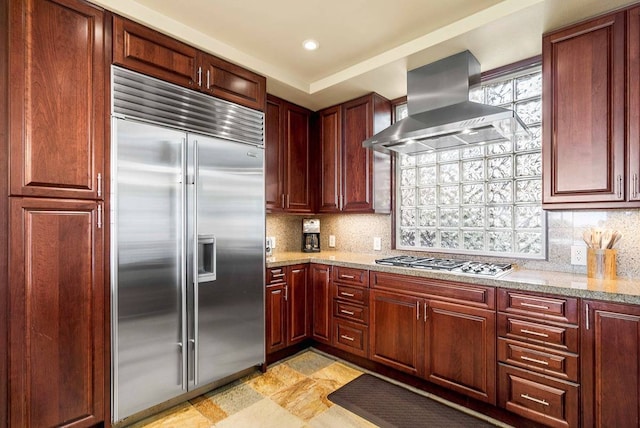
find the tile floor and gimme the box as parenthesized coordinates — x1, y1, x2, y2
(129, 349, 505, 427)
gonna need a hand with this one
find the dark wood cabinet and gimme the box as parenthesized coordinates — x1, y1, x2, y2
(113, 14, 197, 88)
(318, 105, 342, 212)
(8, 0, 105, 200)
(582, 300, 640, 428)
(4, 1, 108, 426)
(287, 264, 311, 344)
(331, 267, 369, 357)
(265, 96, 285, 211)
(265, 94, 313, 213)
(8, 198, 104, 428)
(265, 283, 287, 353)
(197, 52, 266, 111)
(310, 264, 332, 344)
(628, 6, 640, 202)
(318, 94, 391, 213)
(497, 290, 579, 427)
(265, 265, 310, 354)
(425, 300, 496, 404)
(113, 16, 266, 111)
(370, 289, 424, 376)
(542, 10, 638, 208)
(369, 271, 496, 404)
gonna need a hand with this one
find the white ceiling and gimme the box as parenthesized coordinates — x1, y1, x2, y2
(95, 0, 635, 111)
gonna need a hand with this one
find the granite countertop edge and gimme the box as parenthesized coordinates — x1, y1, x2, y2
(265, 251, 640, 305)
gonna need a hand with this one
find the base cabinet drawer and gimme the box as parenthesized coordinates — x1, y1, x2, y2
(334, 300, 368, 324)
(498, 314, 578, 353)
(333, 266, 368, 287)
(498, 338, 579, 382)
(333, 320, 368, 358)
(334, 284, 368, 305)
(499, 364, 578, 428)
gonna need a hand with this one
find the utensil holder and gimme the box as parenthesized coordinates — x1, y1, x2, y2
(587, 249, 616, 280)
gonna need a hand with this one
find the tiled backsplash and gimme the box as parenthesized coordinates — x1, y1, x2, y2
(266, 210, 640, 278)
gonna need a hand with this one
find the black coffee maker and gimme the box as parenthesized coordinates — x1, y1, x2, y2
(302, 218, 320, 252)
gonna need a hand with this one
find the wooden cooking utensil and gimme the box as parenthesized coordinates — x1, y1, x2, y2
(600, 229, 613, 250)
(582, 230, 592, 249)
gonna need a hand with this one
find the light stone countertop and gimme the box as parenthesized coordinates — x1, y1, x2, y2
(266, 251, 640, 305)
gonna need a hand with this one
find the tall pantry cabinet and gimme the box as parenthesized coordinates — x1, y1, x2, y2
(2, 0, 107, 426)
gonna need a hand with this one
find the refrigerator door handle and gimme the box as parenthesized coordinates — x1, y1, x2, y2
(197, 235, 217, 282)
(180, 137, 188, 391)
(191, 290, 198, 386)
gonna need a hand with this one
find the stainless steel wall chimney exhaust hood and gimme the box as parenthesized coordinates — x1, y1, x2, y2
(363, 50, 528, 155)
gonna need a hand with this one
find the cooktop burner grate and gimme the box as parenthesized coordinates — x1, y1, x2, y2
(374, 256, 512, 277)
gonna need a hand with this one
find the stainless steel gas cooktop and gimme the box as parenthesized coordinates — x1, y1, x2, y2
(374, 255, 512, 278)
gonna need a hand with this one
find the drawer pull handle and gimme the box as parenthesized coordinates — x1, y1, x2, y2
(340, 334, 355, 342)
(520, 302, 550, 310)
(340, 274, 356, 279)
(272, 273, 285, 278)
(520, 355, 549, 366)
(340, 292, 355, 297)
(340, 309, 355, 316)
(520, 329, 549, 338)
(520, 394, 549, 406)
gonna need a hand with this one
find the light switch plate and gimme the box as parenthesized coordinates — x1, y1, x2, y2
(329, 235, 336, 247)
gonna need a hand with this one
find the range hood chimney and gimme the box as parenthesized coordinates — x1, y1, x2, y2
(363, 50, 528, 155)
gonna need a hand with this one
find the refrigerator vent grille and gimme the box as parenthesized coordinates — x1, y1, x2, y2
(112, 66, 264, 146)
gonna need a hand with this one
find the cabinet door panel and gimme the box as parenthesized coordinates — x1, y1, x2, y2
(9, 198, 104, 427)
(543, 12, 625, 204)
(342, 96, 373, 212)
(284, 105, 312, 212)
(287, 265, 310, 344)
(369, 290, 423, 376)
(113, 16, 197, 88)
(425, 300, 496, 404)
(9, 0, 105, 199)
(266, 284, 287, 353)
(199, 52, 266, 111)
(318, 106, 341, 212)
(628, 6, 640, 201)
(265, 96, 284, 212)
(582, 300, 640, 428)
(310, 264, 331, 344)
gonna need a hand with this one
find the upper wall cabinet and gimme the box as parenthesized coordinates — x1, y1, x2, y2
(8, 0, 106, 200)
(113, 16, 266, 111)
(627, 6, 640, 202)
(265, 94, 313, 213)
(318, 93, 391, 213)
(542, 10, 640, 209)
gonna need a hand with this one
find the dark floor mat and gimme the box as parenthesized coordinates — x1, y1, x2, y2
(328, 374, 497, 428)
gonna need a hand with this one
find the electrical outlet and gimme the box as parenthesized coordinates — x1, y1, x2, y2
(571, 245, 587, 265)
(329, 235, 336, 247)
(270, 237, 276, 249)
(373, 237, 382, 251)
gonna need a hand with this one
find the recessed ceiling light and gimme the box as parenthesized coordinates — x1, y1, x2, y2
(303, 39, 319, 51)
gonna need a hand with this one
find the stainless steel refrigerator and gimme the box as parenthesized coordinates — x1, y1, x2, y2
(110, 67, 265, 424)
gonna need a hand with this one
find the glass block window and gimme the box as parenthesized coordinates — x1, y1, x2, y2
(396, 68, 545, 259)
